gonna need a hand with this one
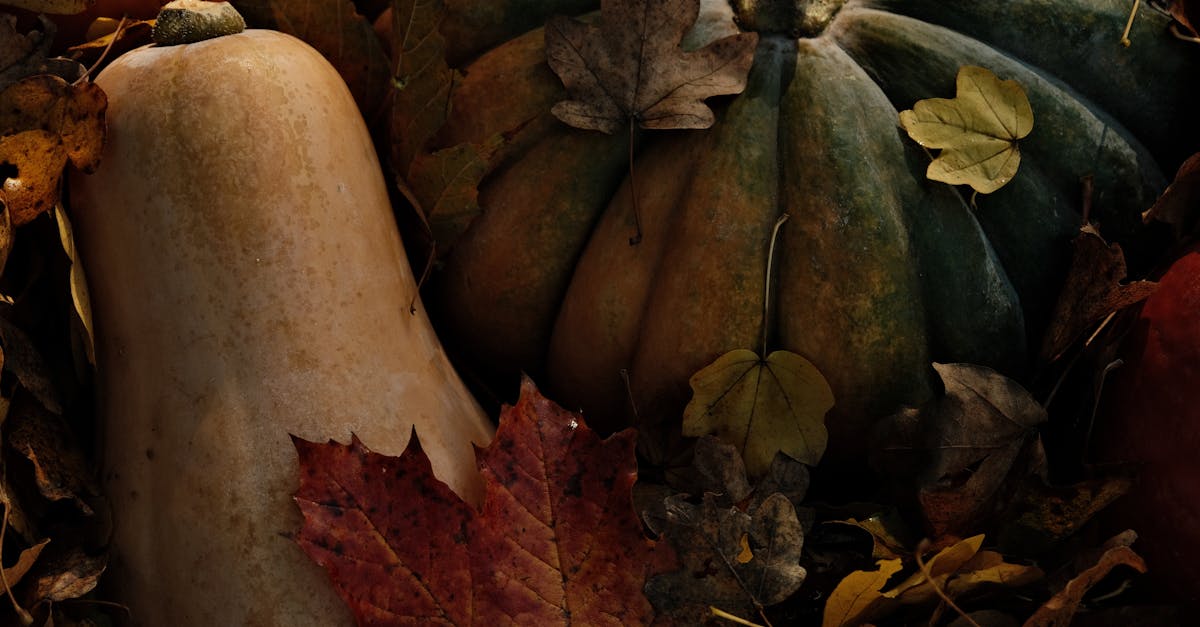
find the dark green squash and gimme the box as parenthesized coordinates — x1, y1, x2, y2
(426, 0, 1196, 463)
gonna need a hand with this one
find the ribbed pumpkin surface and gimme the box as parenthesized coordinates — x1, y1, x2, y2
(428, 0, 1196, 459)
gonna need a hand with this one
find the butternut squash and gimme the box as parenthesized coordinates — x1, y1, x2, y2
(67, 2, 493, 624)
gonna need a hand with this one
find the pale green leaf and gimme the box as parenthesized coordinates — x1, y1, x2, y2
(683, 349, 833, 473)
(899, 65, 1033, 194)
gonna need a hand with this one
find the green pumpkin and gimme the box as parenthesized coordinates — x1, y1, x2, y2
(427, 0, 1196, 462)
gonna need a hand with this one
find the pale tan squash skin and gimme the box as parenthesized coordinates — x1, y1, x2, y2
(69, 30, 494, 625)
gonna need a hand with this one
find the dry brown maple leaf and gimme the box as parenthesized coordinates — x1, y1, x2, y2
(545, 0, 758, 134)
(1038, 225, 1157, 363)
(1143, 151, 1200, 239)
(293, 378, 677, 625)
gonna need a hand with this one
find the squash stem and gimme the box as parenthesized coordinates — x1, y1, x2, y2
(628, 121, 643, 245)
(152, 0, 246, 46)
(761, 213, 790, 357)
(1120, 0, 1141, 47)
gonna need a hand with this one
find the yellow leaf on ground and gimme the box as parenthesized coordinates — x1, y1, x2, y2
(822, 558, 904, 627)
(946, 550, 1043, 598)
(683, 349, 833, 473)
(899, 66, 1032, 194)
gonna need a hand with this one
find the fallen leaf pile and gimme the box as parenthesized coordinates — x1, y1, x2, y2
(641, 436, 813, 624)
(0, 21, 104, 227)
(823, 535, 1041, 626)
(0, 10, 109, 626)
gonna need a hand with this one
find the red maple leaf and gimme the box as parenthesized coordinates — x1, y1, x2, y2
(293, 378, 677, 625)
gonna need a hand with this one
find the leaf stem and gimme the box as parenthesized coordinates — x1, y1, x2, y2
(78, 15, 129, 85)
(1120, 0, 1141, 47)
(628, 120, 643, 245)
(1170, 21, 1200, 43)
(761, 213, 790, 357)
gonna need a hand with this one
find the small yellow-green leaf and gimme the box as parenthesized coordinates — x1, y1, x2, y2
(899, 65, 1032, 194)
(822, 558, 904, 627)
(683, 349, 833, 473)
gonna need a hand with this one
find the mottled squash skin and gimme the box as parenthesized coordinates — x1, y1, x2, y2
(428, 0, 1194, 462)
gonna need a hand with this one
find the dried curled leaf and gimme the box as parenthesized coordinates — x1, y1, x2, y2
(1025, 531, 1146, 627)
(30, 547, 106, 604)
(899, 65, 1032, 194)
(0, 75, 106, 225)
(1143, 151, 1200, 238)
(2, 538, 48, 590)
(683, 349, 833, 474)
(545, 0, 758, 133)
(1039, 225, 1157, 363)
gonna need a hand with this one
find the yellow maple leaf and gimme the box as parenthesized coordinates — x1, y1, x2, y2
(682, 349, 833, 474)
(899, 65, 1033, 194)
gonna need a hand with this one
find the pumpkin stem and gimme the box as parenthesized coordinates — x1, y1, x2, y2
(153, 0, 246, 46)
(761, 213, 789, 357)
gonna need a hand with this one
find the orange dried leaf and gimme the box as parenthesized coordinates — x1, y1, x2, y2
(2, 538, 49, 589)
(1024, 531, 1146, 627)
(0, 75, 106, 224)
